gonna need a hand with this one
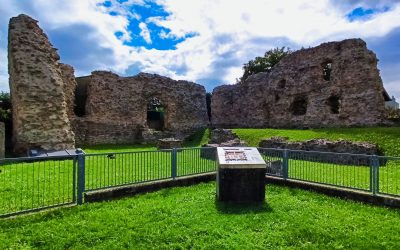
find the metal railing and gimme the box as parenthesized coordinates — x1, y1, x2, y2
(259, 148, 400, 197)
(0, 155, 76, 217)
(1, 146, 400, 218)
(0, 147, 217, 217)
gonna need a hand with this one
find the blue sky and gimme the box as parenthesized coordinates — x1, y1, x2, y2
(0, 0, 399, 99)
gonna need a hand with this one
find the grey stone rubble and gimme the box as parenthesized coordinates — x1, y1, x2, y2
(157, 138, 183, 150)
(259, 136, 383, 166)
(201, 129, 247, 160)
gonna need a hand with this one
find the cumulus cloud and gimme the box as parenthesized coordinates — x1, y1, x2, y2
(0, 0, 400, 97)
(139, 22, 152, 44)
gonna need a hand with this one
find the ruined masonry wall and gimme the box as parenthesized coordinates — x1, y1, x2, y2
(211, 39, 387, 128)
(73, 71, 209, 145)
(8, 14, 75, 154)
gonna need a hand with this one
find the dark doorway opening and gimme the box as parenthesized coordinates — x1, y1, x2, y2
(147, 97, 165, 131)
(74, 77, 89, 117)
(327, 95, 341, 114)
(290, 96, 308, 116)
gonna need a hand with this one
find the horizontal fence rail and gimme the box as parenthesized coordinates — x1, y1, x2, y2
(1, 146, 400, 218)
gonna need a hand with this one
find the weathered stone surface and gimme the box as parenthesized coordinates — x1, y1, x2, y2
(259, 136, 382, 165)
(60, 63, 77, 119)
(157, 138, 183, 150)
(73, 71, 209, 145)
(212, 39, 388, 128)
(209, 129, 240, 144)
(259, 136, 380, 154)
(8, 14, 75, 154)
(201, 129, 247, 160)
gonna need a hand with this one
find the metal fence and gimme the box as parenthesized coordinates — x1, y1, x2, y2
(259, 148, 400, 197)
(1, 147, 400, 218)
(0, 155, 76, 217)
(0, 147, 217, 218)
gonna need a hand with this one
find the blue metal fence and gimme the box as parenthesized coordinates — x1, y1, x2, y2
(0, 155, 76, 217)
(259, 148, 400, 197)
(1, 147, 400, 218)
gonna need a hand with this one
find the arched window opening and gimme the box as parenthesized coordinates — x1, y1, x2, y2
(290, 96, 308, 116)
(327, 95, 341, 114)
(322, 61, 332, 81)
(147, 97, 165, 131)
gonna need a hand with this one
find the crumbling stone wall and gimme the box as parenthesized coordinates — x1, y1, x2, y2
(60, 63, 77, 119)
(73, 71, 208, 145)
(212, 39, 387, 128)
(8, 14, 75, 154)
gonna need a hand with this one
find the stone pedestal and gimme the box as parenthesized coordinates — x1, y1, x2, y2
(216, 147, 266, 203)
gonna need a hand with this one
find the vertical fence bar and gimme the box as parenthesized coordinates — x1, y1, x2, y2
(72, 158, 77, 203)
(283, 149, 289, 179)
(171, 148, 177, 179)
(76, 149, 86, 205)
(369, 156, 373, 193)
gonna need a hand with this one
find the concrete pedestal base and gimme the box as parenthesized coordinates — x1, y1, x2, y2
(217, 168, 266, 203)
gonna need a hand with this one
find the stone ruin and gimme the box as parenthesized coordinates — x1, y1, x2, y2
(72, 71, 208, 145)
(211, 39, 388, 128)
(259, 136, 383, 166)
(7, 14, 391, 155)
(8, 15, 75, 154)
(8, 14, 208, 154)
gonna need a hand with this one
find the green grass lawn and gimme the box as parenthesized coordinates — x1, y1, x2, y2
(1, 182, 400, 249)
(233, 127, 400, 156)
(2, 127, 400, 217)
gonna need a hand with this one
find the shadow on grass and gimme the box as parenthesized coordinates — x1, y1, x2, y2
(183, 128, 210, 148)
(215, 200, 273, 214)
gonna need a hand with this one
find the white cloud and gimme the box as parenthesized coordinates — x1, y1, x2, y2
(139, 22, 152, 44)
(0, 0, 400, 94)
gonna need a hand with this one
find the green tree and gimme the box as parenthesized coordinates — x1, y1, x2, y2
(0, 91, 11, 122)
(240, 47, 291, 83)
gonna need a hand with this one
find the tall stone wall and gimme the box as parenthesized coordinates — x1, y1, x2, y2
(212, 39, 387, 128)
(8, 14, 75, 154)
(73, 71, 209, 145)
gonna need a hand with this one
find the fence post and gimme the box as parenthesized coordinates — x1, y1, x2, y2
(370, 155, 379, 195)
(375, 156, 380, 194)
(76, 148, 86, 205)
(373, 155, 379, 195)
(171, 148, 177, 180)
(282, 149, 289, 179)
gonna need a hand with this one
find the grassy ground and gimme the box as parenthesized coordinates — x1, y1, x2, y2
(233, 127, 400, 156)
(2, 127, 400, 216)
(1, 182, 400, 249)
(237, 127, 400, 195)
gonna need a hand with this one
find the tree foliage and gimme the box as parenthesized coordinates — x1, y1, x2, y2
(0, 92, 11, 122)
(240, 47, 291, 83)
